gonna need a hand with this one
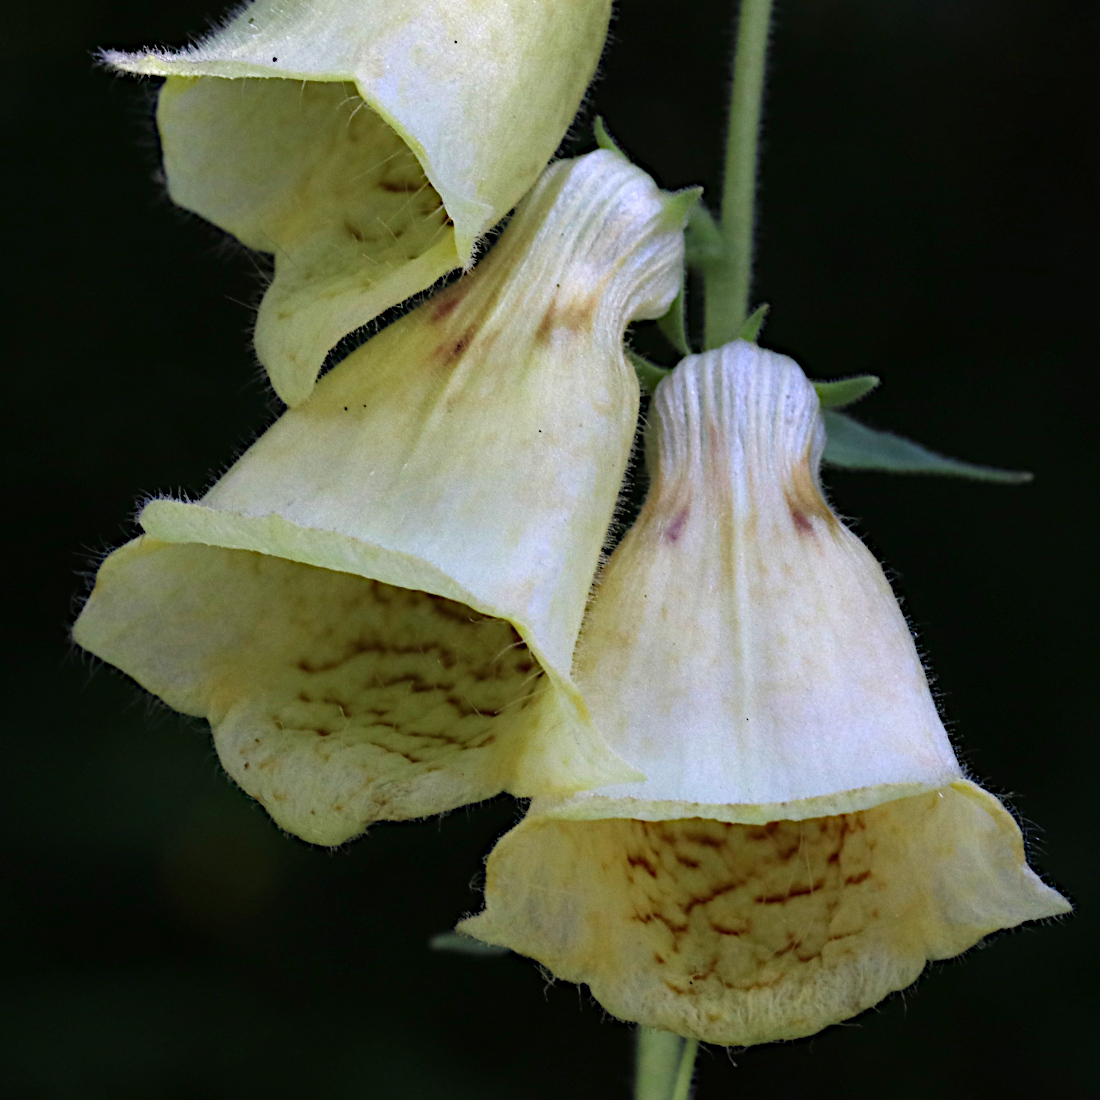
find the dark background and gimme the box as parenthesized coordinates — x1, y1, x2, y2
(2, 0, 1095, 1096)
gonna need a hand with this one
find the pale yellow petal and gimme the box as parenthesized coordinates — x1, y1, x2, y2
(564, 340, 961, 822)
(153, 77, 459, 406)
(105, 0, 613, 403)
(74, 539, 552, 846)
(458, 340, 1069, 1043)
(74, 153, 687, 844)
(460, 783, 1069, 1045)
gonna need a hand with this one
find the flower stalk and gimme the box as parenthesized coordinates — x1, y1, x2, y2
(635, 1027, 699, 1100)
(671, 1039, 700, 1100)
(703, 0, 774, 350)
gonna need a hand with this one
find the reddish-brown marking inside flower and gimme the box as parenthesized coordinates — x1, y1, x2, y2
(665, 504, 691, 543)
(628, 854, 659, 879)
(784, 448, 837, 537)
(789, 507, 814, 535)
(536, 295, 599, 343)
(433, 326, 476, 369)
(431, 289, 467, 323)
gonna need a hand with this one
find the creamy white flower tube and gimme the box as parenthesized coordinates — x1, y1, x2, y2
(461, 341, 1070, 1045)
(74, 152, 689, 847)
(106, 0, 613, 404)
(566, 340, 962, 821)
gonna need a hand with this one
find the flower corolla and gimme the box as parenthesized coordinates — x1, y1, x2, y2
(105, 0, 613, 405)
(460, 340, 1070, 1045)
(73, 151, 689, 847)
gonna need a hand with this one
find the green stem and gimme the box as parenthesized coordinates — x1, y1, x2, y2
(703, 0, 774, 350)
(634, 1028, 682, 1100)
(671, 1038, 700, 1100)
(634, 1028, 700, 1100)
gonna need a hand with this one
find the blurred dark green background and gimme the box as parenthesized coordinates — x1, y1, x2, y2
(2, 0, 1094, 1096)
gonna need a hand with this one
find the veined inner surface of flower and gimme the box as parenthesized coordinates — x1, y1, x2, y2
(74, 151, 688, 847)
(105, 0, 613, 405)
(459, 341, 1070, 1045)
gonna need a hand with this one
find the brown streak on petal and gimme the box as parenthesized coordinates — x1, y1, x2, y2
(627, 854, 659, 879)
(679, 830, 728, 850)
(431, 289, 467, 323)
(755, 878, 827, 905)
(535, 294, 600, 343)
(784, 445, 837, 537)
(709, 919, 751, 937)
(683, 880, 748, 914)
(433, 326, 477, 370)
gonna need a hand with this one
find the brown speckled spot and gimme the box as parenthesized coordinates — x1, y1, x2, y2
(266, 578, 541, 768)
(201, 552, 547, 836)
(595, 812, 880, 997)
(458, 786, 1030, 1047)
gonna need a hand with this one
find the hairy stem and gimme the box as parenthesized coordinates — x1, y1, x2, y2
(704, 0, 774, 349)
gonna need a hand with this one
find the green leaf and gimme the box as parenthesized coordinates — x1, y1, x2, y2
(822, 410, 1032, 483)
(594, 115, 627, 157)
(429, 931, 510, 957)
(629, 349, 671, 397)
(814, 375, 880, 409)
(656, 277, 690, 355)
(659, 185, 704, 232)
(654, 187, 703, 357)
(737, 303, 769, 343)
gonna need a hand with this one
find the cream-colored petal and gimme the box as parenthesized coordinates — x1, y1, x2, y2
(460, 783, 1069, 1045)
(74, 152, 686, 844)
(75, 540, 553, 846)
(564, 340, 961, 822)
(152, 77, 458, 406)
(458, 338, 1068, 1042)
(106, 0, 612, 403)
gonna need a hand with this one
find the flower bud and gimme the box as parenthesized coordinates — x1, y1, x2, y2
(105, 0, 613, 405)
(460, 340, 1069, 1045)
(74, 152, 688, 847)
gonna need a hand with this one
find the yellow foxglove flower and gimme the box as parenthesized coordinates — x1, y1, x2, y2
(105, 0, 613, 405)
(460, 340, 1069, 1045)
(73, 152, 688, 848)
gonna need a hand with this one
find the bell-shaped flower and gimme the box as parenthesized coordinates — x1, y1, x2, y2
(460, 340, 1069, 1046)
(105, 0, 614, 405)
(73, 151, 689, 847)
